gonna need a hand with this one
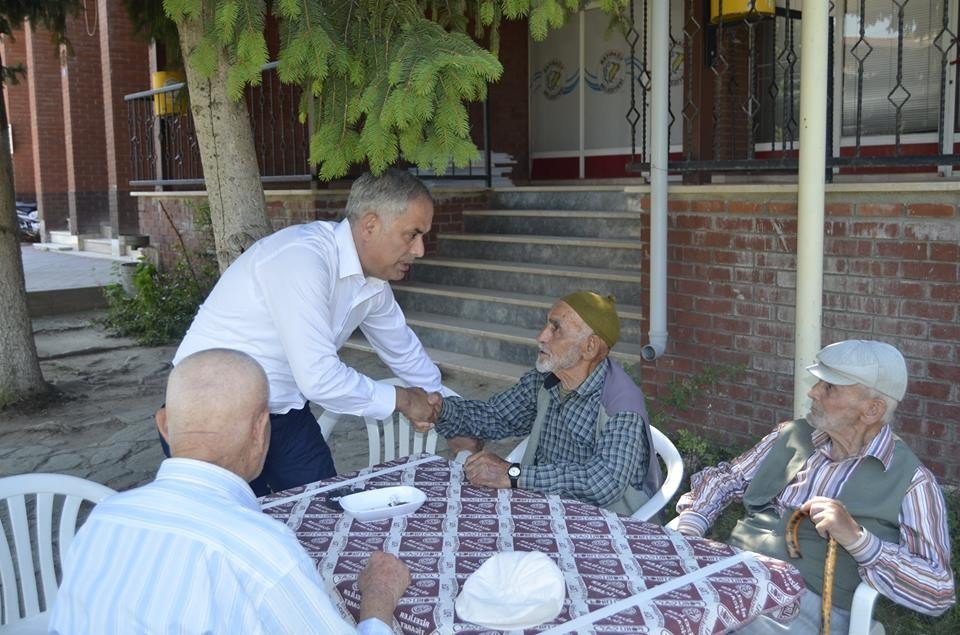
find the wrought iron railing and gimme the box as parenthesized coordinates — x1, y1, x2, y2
(627, 0, 960, 179)
(125, 63, 492, 189)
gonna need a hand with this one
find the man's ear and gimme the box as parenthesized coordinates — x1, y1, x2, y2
(155, 406, 169, 443)
(863, 397, 887, 425)
(358, 211, 381, 237)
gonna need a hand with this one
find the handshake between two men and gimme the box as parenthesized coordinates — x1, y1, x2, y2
(395, 387, 509, 490)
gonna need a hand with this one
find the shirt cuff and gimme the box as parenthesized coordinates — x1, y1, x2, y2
(367, 380, 399, 420)
(357, 617, 395, 635)
(674, 511, 709, 537)
(845, 527, 881, 565)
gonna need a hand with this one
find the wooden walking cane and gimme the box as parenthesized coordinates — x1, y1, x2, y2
(786, 508, 838, 635)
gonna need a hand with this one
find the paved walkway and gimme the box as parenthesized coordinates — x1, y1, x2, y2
(22, 244, 124, 292)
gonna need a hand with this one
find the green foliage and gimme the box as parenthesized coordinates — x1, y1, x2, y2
(149, 0, 627, 180)
(100, 259, 215, 346)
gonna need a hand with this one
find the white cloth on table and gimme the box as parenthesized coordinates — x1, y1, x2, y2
(455, 550, 566, 629)
(48, 458, 392, 635)
(173, 218, 442, 419)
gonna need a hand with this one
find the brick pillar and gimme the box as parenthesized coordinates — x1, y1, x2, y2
(98, 0, 150, 237)
(24, 26, 69, 235)
(62, 10, 109, 236)
(2, 30, 37, 202)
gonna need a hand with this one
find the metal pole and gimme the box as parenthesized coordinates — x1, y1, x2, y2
(642, 0, 669, 360)
(793, 1, 830, 417)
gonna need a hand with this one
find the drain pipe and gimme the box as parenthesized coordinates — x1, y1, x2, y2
(641, 0, 669, 362)
(793, 1, 829, 415)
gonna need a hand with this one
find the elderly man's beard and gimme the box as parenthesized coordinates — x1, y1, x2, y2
(535, 341, 585, 374)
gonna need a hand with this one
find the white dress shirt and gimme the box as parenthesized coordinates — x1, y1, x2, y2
(49, 458, 393, 635)
(173, 218, 442, 419)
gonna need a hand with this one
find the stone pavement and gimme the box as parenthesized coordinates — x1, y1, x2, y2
(3, 246, 520, 491)
(21, 244, 131, 292)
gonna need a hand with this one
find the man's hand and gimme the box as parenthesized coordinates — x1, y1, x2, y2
(446, 436, 484, 454)
(358, 551, 411, 624)
(463, 451, 511, 489)
(396, 387, 441, 431)
(799, 496, 862, 548)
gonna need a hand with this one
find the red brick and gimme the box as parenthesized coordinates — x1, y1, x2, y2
(690, 199, 724, 212)
(849, 222, 899, 238)
(856, 202, 903, 217)
(824, 202, 853, 216)
(906, 203, 955, 218)
(726, 200, 764, 214)
(900, 261, 957, 282)
(876, 241, 927, 260)
(929, 244, 959, 261)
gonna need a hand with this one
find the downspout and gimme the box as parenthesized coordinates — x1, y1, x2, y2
(793, 2, 830, 415)
(641, 0, 669, 361)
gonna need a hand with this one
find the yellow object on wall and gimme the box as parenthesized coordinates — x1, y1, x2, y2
(152, 71, 187, 117)
(710, 0, 775, 24)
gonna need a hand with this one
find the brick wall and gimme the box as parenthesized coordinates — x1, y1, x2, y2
(2, 31, 36, 201)
(629, 184, 960, 484)
(62, 14, 110, 235)
(24, 26, 69, 233)
(138, 189, 490, 270)
(98, 0, 150, 236)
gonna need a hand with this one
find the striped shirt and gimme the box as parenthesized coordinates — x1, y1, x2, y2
(49, 458, 391, 634)
(435, 363, 650, 507)
(676, 422, 955, 616)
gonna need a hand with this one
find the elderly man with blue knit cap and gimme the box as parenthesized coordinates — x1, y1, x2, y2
(418, 291, 661, 516)
(674, 340, 955, 633)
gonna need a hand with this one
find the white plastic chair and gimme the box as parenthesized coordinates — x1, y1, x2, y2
(0, 473, 115, 633)
(663, 519, 884, 634)
(505, 426, 683, 522)
(316, 378, 457, 468)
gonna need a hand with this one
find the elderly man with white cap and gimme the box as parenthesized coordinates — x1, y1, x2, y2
(419, 291, 661, 516)
(673, 340, 955, 633)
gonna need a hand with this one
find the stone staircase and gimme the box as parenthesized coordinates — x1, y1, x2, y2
(346, 187, 645, 382)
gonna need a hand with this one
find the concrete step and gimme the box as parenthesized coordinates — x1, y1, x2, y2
(464, 209, 642, 239)
(410, 257, 643, 306)
(81, 238, 114, 255)
(342, 335, 528, 383)
(400, 311, 646, 369)
(47, 230, 79, 247)
(490, 187, 629, 212)
(392, 281, 644, 342)
(437, 233, 642, 270)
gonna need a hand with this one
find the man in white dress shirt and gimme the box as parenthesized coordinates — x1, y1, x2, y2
(170, 169, 442, 495)
(50, 348, 410, 634)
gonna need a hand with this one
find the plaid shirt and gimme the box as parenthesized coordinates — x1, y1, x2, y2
(436, 362, 649, 508)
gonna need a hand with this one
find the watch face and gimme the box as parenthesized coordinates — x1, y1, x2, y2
(508, 465, 521, 478)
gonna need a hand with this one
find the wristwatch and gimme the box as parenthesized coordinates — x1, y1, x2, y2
(507, 463, 521, 489)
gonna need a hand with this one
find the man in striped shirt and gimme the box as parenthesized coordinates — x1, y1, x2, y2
(674, 340, 954, 633)
(50, 349, 408, 634)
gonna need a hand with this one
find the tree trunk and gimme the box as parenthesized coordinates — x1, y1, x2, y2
(177, 16, 270, 272)
(0, 84, 47, 407)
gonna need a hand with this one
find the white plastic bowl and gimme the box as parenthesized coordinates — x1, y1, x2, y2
(339, 485, 426, 521)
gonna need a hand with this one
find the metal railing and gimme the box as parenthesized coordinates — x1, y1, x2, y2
(627, 0, 960, 179)
(125, 63, 492, 189)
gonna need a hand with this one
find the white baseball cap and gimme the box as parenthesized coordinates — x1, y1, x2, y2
(806, 340, 907, 402)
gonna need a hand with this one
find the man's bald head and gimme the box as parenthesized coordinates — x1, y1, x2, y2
(159, 349, 270, 479)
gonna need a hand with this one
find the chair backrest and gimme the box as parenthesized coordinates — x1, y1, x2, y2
(630, 426, 684, 522)
(505, 426, 683, 522)
(316, 378, 456, 468)
(0, 473, 115, 627)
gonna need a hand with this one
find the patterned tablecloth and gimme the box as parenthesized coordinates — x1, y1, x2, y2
(261, 455, 806, 634)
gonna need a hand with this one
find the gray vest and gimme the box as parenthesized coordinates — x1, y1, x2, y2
(728, 418, 918, 609)
(520, 359, 662, 517)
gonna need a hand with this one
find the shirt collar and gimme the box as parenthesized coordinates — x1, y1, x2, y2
(156, 457, 259, 512)
(812, 423, 896, 470)
(543, 358, 609, 397)
(334, 218, 386, 290)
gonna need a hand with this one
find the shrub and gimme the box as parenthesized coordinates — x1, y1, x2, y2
(100, 258, 215, 346)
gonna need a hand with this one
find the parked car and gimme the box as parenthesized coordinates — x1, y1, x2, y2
(16, 200, 39, 242)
